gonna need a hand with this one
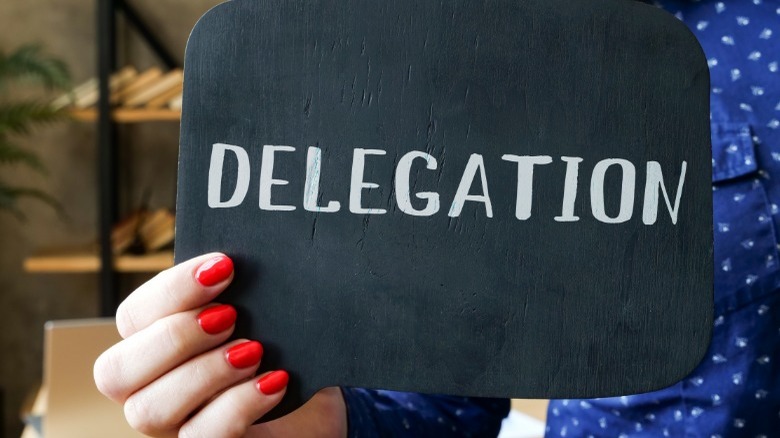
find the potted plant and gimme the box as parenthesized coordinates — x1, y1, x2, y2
(0, 44, 70, 218)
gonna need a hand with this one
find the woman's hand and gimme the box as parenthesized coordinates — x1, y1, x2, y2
(93, 253, 347, 438)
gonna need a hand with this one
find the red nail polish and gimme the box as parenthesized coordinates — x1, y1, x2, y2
(197, 305, 237, 334)
(257, 370, 289, 395)
(226, 341, 264, 369)
(195, 256, 234, 286)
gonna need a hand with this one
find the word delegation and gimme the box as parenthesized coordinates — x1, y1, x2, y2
(207, 143, 687, 224)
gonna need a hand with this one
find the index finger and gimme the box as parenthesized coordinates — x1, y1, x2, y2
(115, 253, 234, 338)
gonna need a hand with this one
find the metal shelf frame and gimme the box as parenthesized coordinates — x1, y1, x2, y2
(96, 0, 180, 316)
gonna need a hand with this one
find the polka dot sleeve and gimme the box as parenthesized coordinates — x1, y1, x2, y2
(341, 387, 509, 437)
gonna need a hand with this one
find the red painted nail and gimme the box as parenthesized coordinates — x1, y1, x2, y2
(257, 370, 289, 395)
(226, 341, 264, 369)
(197, 305, 237, 335)
(195, 255, 234, 286)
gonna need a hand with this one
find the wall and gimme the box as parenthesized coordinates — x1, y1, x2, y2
(0, 1, 221, 436)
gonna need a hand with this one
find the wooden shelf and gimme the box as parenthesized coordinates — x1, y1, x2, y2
(69, 108, 181, 123)
(24, 248, 173, 273)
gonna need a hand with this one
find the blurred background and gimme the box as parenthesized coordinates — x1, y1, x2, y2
(0, 1, 223, 436)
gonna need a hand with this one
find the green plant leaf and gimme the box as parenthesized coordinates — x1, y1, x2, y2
(0, 101, 64, 136)
(0, 181, 63, 220)
(0, 139, 47, 174)
(0, 44, 70, 219)
(0, 44, 71, 90)
(0, 183, 26, 219)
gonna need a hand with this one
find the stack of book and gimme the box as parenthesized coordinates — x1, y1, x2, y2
(52, 66, 183, 111)
(111, 208, 176, 255)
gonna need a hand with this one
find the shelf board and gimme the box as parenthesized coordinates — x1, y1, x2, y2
(69, 108, 181, 123)
(24, 248, 173, 273)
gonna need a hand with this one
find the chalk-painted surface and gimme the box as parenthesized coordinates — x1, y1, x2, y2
(176, 0, 713, 419)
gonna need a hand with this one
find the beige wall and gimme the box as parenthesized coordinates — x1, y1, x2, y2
(0, 1, 222, 436)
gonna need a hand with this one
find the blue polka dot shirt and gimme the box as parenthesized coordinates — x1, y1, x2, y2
(547, 1, 780, 437)
(342, 389, 508, 437)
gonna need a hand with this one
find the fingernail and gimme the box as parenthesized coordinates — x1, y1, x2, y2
(197, 304, 237, 334)
(257, 370, 289, 395)
(195, 255, 234, 286)
(226, 341, 264, 369)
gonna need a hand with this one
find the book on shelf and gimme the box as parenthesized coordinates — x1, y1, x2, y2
(168, 93, 183, 110)
(111, 208, 175, 255)
(139, 209, 176, 252)
(112, 67, 163, 104)
(125, 69, 183, 107)
(146, 82, 183, 108)
(53, 66, 184, 116)
(51, 66, 138, 110)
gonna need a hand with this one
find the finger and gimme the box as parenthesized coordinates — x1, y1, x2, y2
(179, 371, 289, 438)
(94, 304, 236, 403)
(116, 253, 234, 339)
(123, 339, 264, 436)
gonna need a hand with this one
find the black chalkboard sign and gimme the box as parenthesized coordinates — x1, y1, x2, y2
(176, 0, 713, 419)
